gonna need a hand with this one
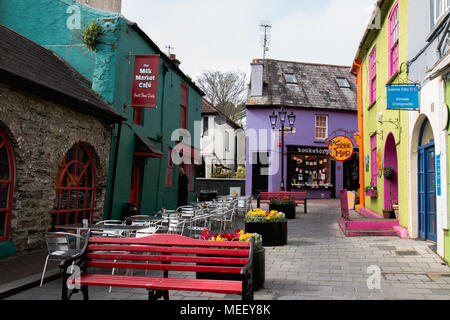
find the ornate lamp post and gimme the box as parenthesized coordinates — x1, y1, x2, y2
(270, 107, 296, 191)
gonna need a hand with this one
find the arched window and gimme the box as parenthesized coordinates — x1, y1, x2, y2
(0, 129, 14, 242)
(53, 143, 95, 226)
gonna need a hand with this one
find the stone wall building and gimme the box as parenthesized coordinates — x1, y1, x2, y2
(0, 25, 123, 256)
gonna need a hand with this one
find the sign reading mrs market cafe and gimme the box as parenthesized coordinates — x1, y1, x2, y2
(387, 85, 419, 110)
(132, 55, 159, 108)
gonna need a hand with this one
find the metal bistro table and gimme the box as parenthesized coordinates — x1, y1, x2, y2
(57, 223, 150, 249)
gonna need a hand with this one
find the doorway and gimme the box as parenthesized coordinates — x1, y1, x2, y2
(417, 119, 436, 242)
(384, 133, 398, 213)
(252, 152, 269, 197)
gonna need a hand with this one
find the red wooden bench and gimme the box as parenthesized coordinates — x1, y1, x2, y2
(257, 191, 307, 213)
(60, 233, 255, 300)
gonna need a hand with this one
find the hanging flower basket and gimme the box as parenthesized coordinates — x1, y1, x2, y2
(384, 166, 395, 180)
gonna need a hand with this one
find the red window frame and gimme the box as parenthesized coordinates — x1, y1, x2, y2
(180, 83, 188, 129)
(129, 157, 144, 210)
(53, 143, 95, 227)
(369, 46, 377, 105)
(184, 163, 195, 193)
(165, 147, 174, 187)
(132, 107, 143, 126)
(370, 134, 378, 186)
(0, 128, 14, 242)
(388, 1, 399, 78)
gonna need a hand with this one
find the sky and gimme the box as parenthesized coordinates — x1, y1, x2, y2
(121, 0, 377, 82)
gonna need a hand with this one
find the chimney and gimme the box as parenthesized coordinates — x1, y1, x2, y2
(250, 62, 263, 97)
(170, 54, 181, 67)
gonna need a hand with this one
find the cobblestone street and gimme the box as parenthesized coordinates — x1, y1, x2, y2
(4, 200, 450, 300)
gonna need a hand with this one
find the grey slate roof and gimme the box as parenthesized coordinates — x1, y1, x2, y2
(247, 59, 357, 111)
(0, 24, 124, 123)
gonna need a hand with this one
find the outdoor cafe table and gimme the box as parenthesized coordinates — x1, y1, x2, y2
(56, 223, 153, 249)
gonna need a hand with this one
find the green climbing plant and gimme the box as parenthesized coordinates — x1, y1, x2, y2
(83, 21, 101, 51)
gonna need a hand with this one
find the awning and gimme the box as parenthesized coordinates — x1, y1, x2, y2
(173, 141, 202, 164)
(427, 50, 450, 81)
(134, 133, 163, 158)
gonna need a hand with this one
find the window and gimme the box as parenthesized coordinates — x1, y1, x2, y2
(225, 131, 230, 152)
(434, 0, 450, 24)
(203, 117, 209, 136)
(54, 143, 95, 227)
(370, 134, 377, 186)
(180, 83, 188, 129)
(369, 46, 377, 105)
(336, 77, 350, 88)
(315, 115, 328, 140)
(165, 148, 174, 187)
(129, 157, 144, 210)
(132, 107, 143, 126)
(283, 73, 297, 84)
(0, 129, 14, 242)
(388, 1, 399, 78)
(184, 163, 195, 193)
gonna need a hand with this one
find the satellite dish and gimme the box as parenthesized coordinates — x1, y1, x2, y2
(215, 115, 226, 125)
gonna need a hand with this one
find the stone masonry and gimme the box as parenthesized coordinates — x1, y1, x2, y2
(0, 82, 113, 252)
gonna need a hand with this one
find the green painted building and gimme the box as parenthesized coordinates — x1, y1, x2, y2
(1, 0, 204, 224)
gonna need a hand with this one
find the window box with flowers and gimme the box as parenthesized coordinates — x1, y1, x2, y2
(245, 209, 287, 246)
(197, 229, 265, 290)
(365, 185, 378, 198)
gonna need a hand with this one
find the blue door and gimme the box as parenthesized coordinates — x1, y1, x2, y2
(418, 145, 437, 242)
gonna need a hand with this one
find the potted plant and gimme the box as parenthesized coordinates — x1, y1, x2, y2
(198, 229, 265, 290)
(383, 166, 396, 219)
(392, 201, 399, 220)
(365, 185, 378, 198)
(245, 208, 287, 246)
(269, 198, 296, 219)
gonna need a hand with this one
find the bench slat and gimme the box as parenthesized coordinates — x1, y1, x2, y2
(71, 274, 243, 294)
(88, 244, 249, 256)
(86, 261, 244, 274)
(87, 252, 248, 265)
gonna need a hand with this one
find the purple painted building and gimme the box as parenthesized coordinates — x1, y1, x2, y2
(246, 59, 358, 199)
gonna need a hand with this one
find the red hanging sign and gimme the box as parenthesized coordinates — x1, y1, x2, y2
(132, 55, 159, 108)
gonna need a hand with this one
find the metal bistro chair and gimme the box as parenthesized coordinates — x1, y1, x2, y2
(128, 215, 160, 237)
(40, 232, 85, 287)
(92, 220, 126, 237)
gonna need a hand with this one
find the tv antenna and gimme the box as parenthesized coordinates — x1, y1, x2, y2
(166, 45, 174, 56)
(259, 21, 272, 59)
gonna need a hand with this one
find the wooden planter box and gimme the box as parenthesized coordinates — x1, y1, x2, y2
(269, 203, 296, 219)
(245, 221, 287, 247)
(196, 248, 265, 291)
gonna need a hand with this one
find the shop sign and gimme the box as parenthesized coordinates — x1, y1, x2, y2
(436, 155, 441, 196)
(386, 85, 419, 110)
(132, 55, 159, 108)
(327, 136, 354, 162)
(287, 145, 328, 155)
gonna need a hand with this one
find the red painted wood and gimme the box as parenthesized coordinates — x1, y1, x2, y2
(259, 191, 306, 204)
(89, 234, 250, 248)
(86, 261, 243, 274)
(87, 253, 248, 265)
(88, 244, 250, 256)
(70, 274, 243, 294)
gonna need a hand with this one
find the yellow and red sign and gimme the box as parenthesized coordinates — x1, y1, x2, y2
(327, 136, 354, 162)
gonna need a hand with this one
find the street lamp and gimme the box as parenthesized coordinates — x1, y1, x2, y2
(269, 107, 296, 191)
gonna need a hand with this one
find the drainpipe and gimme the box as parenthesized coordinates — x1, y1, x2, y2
(351, 60, 365, 208)
(107, 121, 123, 220)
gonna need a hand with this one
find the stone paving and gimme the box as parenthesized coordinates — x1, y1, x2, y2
(4, 200, 450, 300)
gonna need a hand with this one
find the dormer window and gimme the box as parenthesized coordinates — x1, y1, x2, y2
(336, 77, 351, 88)
(283, 73, 297, 84)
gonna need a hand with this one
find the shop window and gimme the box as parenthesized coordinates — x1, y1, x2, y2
(54, 143, 95, 227)
(288, 154, 332, 189)
(0, 129, 14, 242)
(315, 115, 328, 140)
(203, 117, 209, 136)
(370, 134, 377, 186)
(165, 147, 174, 187)
(180, 83, 188, 129)
(369, 46, 377, 105)
(388, 1, 399, 78)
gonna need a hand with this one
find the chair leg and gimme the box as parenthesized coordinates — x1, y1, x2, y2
(40, 255, 50, 287)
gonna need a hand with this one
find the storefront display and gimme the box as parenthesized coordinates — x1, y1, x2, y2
(287, 145, 333, 190)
